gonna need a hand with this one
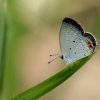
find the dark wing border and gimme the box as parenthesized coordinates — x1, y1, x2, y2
(63, 18, 84, 36)
(84, 32, 97, 52)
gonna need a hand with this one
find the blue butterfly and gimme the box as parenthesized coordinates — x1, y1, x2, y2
(49, 18, 97, 64)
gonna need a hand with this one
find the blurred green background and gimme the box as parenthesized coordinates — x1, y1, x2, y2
(0, 0, 100, 100)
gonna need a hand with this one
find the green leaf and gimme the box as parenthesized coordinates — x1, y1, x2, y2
(13, 55, 93, 100)
(0, 0, 6, 95)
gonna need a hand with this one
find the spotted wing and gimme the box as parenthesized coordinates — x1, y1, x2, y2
(60, 18, 92, 64)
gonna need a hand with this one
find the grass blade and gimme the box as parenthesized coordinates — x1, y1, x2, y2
(13, 55, 93, 100)
(0, 0, 6, 95)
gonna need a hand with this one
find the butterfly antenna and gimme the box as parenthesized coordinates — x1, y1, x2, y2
(48, 56, 61, 64)
(49, 54, 60, 56)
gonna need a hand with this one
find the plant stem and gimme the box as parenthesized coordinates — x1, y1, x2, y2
(13, 55, 93, 100)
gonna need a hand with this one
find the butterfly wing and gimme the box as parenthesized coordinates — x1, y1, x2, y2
(60, 18, 93, 64)
(84, 32, 97, 52)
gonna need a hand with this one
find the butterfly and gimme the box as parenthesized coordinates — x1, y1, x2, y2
(49, 18, 97, 64)
(59, 18, 97, 64)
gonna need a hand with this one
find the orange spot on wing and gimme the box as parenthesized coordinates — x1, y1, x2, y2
(87, 41, 92, 48)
